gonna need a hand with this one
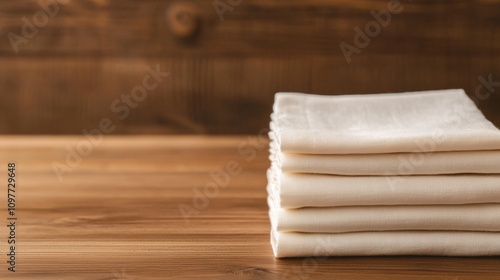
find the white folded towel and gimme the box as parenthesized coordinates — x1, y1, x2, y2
(271, 89, 500, 154)
(270, 142, 500, 175)
(268, 168, 500, 209)
(268, 89, 500, 258)
(269, 201, 500, 233)
(271, 230, 500, 258)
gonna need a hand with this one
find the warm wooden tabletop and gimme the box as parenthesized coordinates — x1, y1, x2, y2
(1, 136, 500, 279)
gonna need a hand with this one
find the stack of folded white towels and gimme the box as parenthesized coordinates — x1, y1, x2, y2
(267, 89, 500, 258)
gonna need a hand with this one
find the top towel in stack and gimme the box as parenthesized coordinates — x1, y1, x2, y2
(268, 89, 500, 258)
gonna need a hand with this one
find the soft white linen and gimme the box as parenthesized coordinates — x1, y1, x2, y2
(271, 230, 500, 258)
(268, 200, 500, 233)
(270, 142, 500, 175)
(267, 168, 500, 209)
(267, 89, 500, 258)
(270, 90, 500, 154)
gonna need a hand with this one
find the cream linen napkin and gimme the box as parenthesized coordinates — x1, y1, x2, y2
(270, 89, 500, 154)
(271, 230, 500, 258)
(270, 141, 500, 175)
(268, 198, 500, 233)
(268, 168, 500, 209)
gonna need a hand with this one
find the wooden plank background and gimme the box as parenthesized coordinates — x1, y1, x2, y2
(0, 0, 499, 134)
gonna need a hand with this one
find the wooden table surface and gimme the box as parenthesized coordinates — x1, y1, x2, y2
(1, 135, 500, 280)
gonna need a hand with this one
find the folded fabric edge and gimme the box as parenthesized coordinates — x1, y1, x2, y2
(272, 230, 500, 258)
(272, 203, 500, 233)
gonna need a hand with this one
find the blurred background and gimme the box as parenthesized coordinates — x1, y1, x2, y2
(0, 0, 499, 135)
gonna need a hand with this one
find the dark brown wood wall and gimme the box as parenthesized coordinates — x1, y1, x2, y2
(0, 0, 499, 134)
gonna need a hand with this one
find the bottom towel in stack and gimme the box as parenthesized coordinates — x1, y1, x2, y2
(271, 231, 500, 258)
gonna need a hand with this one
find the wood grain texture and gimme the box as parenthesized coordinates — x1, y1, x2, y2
(0, 0, 499, 134)
(0, 136, 499, 279)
